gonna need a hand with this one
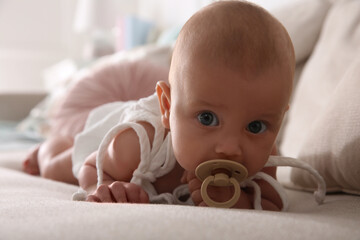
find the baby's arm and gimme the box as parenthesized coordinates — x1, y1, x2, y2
(77, 122, 155, 203)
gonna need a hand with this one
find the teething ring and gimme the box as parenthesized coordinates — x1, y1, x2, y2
(201, 174, 241, 208)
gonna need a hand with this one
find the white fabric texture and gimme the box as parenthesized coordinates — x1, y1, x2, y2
(1, 156, 359, 240)
(280, 0, 360, 158)
(290, 55, 360, 195)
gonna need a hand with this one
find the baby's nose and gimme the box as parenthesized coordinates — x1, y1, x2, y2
(214, 135, 243, 159)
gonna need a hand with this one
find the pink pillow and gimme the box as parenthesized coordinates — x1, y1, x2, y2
(51, 58, 169, 137)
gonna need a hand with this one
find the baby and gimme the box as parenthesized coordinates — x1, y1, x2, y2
(24, 1, 296, 210)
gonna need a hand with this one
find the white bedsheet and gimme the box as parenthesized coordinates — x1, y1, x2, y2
(0, 150, 359, 240)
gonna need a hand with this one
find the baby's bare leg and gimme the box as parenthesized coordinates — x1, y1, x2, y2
(37, 136, 78, 185)
(23, 144, 41, 175)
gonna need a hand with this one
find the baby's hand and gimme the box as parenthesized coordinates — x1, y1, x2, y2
(185, 171, 207, 206)
(86, 181, 149, 203)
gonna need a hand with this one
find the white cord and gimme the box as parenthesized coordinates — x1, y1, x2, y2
(266, 156, 326, 204)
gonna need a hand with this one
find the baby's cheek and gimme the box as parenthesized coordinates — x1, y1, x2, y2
(247, 153, 270, 177)
(173, 145, 202, 171)
(172, 144, 191, 170)
(177, 153, 199, 172)
(255, 141, 274, 165)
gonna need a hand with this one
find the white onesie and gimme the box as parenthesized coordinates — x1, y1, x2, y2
(72, 93, 326, 210)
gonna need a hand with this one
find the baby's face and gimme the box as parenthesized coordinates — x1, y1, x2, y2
(167, 60, 290, 177)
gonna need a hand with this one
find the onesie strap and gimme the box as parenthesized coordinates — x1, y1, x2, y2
(96, 122, 151, 185)
(266, 156, 326, 205)
(244, 172, 289, 211)
(240, 156, 326, 211)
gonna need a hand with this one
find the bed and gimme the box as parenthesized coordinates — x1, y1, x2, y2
(1, 0, 360, 239)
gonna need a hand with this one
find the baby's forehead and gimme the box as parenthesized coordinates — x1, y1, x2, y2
(173, 57, 293, 111)
(173, 3, 293, 76)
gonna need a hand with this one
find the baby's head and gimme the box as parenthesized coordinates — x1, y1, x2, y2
(157, 1, 295, 176)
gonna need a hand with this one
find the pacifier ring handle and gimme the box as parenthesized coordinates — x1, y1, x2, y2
(201, 175, 241, 208)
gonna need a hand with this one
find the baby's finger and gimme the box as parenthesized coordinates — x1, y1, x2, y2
(198, 201, 208, 207)
(180, 170, 188, 184)
(124, 183, 149, 203)
(86, 194, 101, 202)
(191, 189, 203, 206)
(185, 170, 197, 183)
(109, 182, 128, 203)
(95, 184, 114, 202)
(187, 177, 202, 193)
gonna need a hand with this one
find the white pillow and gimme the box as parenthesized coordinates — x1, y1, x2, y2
(281, 0, 360, 158)
(280, 0, 360, 194)
(290, 55, 360, 195)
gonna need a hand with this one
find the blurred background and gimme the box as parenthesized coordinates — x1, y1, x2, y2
(0, 0, 293, 93)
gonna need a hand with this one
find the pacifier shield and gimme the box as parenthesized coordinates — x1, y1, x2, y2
(195, 159, 248, 185)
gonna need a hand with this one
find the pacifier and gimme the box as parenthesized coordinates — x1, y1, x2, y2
(195, 159, 248, 208)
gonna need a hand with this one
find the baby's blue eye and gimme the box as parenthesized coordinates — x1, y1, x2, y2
(198, 111, 219, 126)
(247, 121, 266, 134)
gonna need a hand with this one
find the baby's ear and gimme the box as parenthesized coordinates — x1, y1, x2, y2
(156, 81, 171, 129)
